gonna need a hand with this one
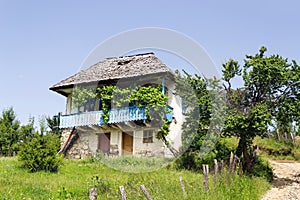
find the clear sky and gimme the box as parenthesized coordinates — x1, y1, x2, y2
(1, 0, 300, 124)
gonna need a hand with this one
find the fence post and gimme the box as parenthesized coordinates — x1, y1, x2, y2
(202, 164, 209, 191)
(140, 185, 153, 200)
(89, 188, 97, 200)
(239, 160, 243, 175)
(179, 176, 187, 197)
(214, 159, 218, 175)
(229, 152, 234, 172)
(233, 155, 239, 172)
(119, 186, 127, 200)
(221, 160, 225, 172)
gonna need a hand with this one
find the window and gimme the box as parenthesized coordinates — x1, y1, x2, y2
(84, 98, 96, 112)
(143, 130, 154, 143)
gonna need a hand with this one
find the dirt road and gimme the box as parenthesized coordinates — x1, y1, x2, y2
(262, 160, 300, 200)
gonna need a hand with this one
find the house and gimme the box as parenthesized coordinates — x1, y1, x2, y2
(50, 52, 185, 159)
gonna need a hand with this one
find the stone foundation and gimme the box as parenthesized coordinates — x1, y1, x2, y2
(61, 129, 93, 159)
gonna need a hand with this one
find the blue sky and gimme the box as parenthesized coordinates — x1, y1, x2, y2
(1, 0, 300, 124)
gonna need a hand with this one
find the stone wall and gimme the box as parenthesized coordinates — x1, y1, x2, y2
(61, 129, 94, 159)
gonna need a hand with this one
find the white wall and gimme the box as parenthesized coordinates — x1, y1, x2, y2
(166, 82, 184, 152)
(134, 129, 165, 156)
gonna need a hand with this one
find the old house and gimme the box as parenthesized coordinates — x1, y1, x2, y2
(50, 53, 185, 159)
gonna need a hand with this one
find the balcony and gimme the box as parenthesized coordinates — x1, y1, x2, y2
(59, 106, 173, 128)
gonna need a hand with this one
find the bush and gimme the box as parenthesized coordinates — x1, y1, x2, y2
(18, 133, 62, 172)
(175, 139, 234, 172)
(251, 157, 274, 182)
(293, 149, 300, 160)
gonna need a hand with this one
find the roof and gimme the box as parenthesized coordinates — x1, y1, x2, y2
(50, 52, 174, 94)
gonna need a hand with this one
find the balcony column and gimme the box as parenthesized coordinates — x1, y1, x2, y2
(162, 77, 165, 94)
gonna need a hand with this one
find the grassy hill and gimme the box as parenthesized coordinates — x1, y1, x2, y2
(0, 157, 270, 200)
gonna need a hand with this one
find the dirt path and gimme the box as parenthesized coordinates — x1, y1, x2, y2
(262, 160, 300, 200)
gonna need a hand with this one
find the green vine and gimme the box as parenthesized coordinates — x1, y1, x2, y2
(72, 86, 96, 108)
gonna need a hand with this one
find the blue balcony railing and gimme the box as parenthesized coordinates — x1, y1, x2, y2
(59, 106, 173, 128)
(60, 111, 103, 128)
(106, 106, 147, 124)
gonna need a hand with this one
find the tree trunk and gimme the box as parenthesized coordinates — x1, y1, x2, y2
(242, 146, 252, 173)
(236, 136, 252, 173)
(161, 135, 179, 157)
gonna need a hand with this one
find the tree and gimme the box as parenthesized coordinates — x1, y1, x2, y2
(174, 70, 226, 169)
(0, 107, 20, 156)
(18, 117, 35, 142)
(222, 47, 300, 173)
(46, 115, 62, 136)
(0, 108, 36, 156)
(18, 133, 62, 172)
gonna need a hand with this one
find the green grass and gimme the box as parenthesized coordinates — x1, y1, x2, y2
(254, 136, 300, 160)
(0, 157, 270, 200)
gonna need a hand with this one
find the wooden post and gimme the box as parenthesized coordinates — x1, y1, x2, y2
(229, 152, 234, 172)
(202, 164, 209, 191)
(233, 155, 238, 172)
(214, 159, 218, 175)
(89, 188, 97, 200)
(119, 186, 127, 200)
(213, 159, 218, 183)
(221, 160, 225, 172)
(140, 185, 153, 200)
(239, 158, 243, 175)
(179, 176, 187, 197)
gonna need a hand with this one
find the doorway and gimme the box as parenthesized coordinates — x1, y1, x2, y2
(98, 133, 111, 154)
(122, 132, 133, 155)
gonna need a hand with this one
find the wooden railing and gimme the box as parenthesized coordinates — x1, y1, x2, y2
(60, 111, 103, 128)
(107, 106, 147, 124)
(60, 106, 173, 128)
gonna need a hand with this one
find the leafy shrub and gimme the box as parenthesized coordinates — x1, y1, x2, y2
(175, 139, 234, 171)
(251, 157, 273, 182)
(18, 133, 62, 172)
(293, 149, 300, 160)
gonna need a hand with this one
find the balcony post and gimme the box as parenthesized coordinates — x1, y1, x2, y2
(162, 77, 165, 94)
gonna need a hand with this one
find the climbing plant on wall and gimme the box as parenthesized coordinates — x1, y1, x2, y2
(72, 86, 96, 108)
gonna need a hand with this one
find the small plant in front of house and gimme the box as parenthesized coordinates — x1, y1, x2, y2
(56, 187, 74, 199)
(18, 133, 62, 172)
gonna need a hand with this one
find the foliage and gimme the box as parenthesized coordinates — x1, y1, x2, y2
(254, 137, 292, 155)
(0, 157, 270, 199)
(72, 86, 96, 108)
(0, 107, 20, 156)
(251, 157, 274, 182)
(174, 70, 212, 153)
(293, 148, 300, 160)
(174, 70, 226, 170)
(254, 136, 300, 160)
(222, 47, 300, 173)
(0, 108, 35, 156)
(46, 115, 62, 136)
(18, 133, 62, 172)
